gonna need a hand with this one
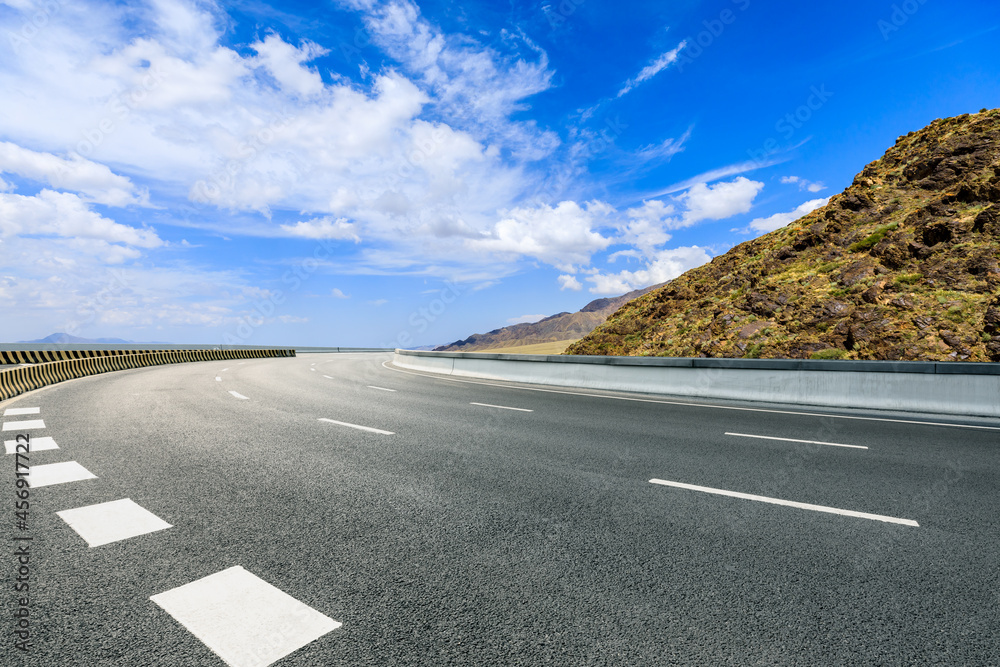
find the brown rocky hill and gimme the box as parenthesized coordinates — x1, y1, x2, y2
(567, 109, 1000, 361)
(434, 284, 664, 351)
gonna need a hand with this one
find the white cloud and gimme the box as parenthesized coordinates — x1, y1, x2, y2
(617, 40, 686, 97)
(279, 217, 360, 241)
(676, 177, 764, 227)
(0, 142, 148, 206)
(348, 0, 557, 159)
(0, 190, 161, 248)
(781, 175, 826, 193)
(749, 197, 830, 233)
(331, 288, 350, 299)
(619, 199, 675, 251)
(557, 274, 582, 291)
(251, 34, 327, 98)
(467, 200, 613, 271)
(369, 298, 388, 306)
(507, 313, 546, 325)
(585, 246, 711, 294)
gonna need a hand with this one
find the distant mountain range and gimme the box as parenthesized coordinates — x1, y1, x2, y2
(433, 284, 666, 352)
(15, 333, 171, 345)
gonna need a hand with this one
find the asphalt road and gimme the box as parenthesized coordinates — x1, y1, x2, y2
(2, 352, 998, 666)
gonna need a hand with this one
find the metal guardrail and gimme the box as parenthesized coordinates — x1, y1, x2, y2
(393, 350, 1000, 418)
(394, 349, 1000, 375)
(0, 348, 295, 402)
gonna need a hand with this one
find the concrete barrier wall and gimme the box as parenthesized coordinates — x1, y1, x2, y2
(0, 348, 295, 402)
(393, 350, 1000, 418)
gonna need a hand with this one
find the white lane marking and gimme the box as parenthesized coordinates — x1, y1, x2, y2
(310, 368, 317, 372)
(215, 377, 222, 382)
(725, 432, 868, 450)
(57, 498, 173, 547)
(382, 360, 1000, 432)
(323, 375, 334, 379)
(4, 407, 40, 416)
(470, 402, 532, 412)
(2, 419, 45, 431)
(228, 391, 249, 400)
(5, 436, 58, 455)
(649, 479, 919, 527)
(29, 461, 97, 488)
(318, 418, 394, 435)
(151, 566, 341, 667)
(221, 368, 229, 372)
(367, 385, 396, 392)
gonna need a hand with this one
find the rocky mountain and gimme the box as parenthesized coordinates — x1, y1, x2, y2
(434, 284, 664, 352)
(568, 108, 1000, 361)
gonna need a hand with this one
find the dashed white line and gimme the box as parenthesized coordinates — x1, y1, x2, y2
(310, 368, 317, 372)
(215, 377, 222, 382)
(2, 419, 45, 431)
(221, 368, 229, 372)
(57, 498, 173, 547)
(4, 436, 58, 455)
(367, 386, 396, 392)
(318, 418, 394, 435)
(725, 432, 867, 450)
(323, 375, 334, 379)
(3, 407, 40, 416)
(228, 391, 249, 400)
(470, 402, 533, 412)
(29, 461, 97, 488)
(151, 566, 341, 667)
(649, 479, 919, 526)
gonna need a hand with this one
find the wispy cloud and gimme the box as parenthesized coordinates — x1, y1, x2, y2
(617, 40, 687, 97)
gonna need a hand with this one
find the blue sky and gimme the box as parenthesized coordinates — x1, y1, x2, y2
(1, 0, 998, 347)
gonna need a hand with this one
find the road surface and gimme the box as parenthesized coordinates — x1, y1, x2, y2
(2, 352, 998, 665)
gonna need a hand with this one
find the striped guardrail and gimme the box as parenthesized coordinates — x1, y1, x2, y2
(0, 348, 295, 402)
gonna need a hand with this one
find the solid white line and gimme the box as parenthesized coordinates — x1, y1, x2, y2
(5, 436, 58, 455)
(3, 407, 40, 416)
(2, 419, 45, 431)
(29, 461, 98, 488)
(725, 432, 867, 450)
(649, 479, 919, 526)
(57, 498, 173, 547)
(381, 360, 1000, 432)
(367, 385, 396, 392)
(470, 402, 533, 412)
(151, 566, 341, 667)
(228, 391, 249, 400)
(318, 418, 394, 435)
(215, 377, 222, 382)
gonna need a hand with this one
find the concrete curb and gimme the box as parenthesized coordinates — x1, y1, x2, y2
(393, 350, 1000, 418)
(0, 348, 295, 402)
